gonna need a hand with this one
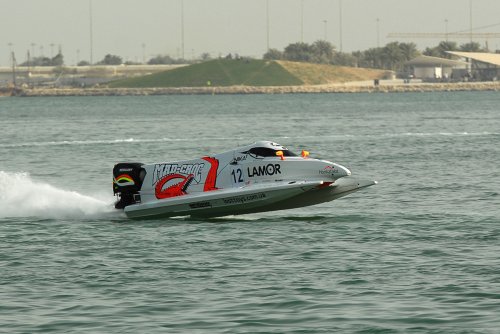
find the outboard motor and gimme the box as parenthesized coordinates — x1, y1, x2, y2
(113, 162, 146, 209)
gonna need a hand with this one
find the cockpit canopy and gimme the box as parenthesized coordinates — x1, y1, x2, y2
(245, 146, 298, 157)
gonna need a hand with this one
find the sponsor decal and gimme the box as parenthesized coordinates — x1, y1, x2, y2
(189, 201, 212, 209)
(319, 165, 336, 175)
(247, 164, 282, 178)
(223, 193, 266, 205)
(114, 174, 135, 187)
(152, 158, 219, 198)
(230, 155, 247, 165)
(152, 163, 205, 186)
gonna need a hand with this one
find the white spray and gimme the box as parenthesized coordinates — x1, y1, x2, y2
(0, 171, 118, 220)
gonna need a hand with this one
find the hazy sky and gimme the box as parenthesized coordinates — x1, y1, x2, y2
(1, 0, 500, 66)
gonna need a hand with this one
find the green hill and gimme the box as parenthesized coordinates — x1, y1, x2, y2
(108, 59, 388, 88)
(109, 59, 303, 88)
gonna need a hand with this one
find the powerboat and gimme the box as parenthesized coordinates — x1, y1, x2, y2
(113, 141, 376, 218)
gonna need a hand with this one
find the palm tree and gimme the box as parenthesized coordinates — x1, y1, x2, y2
(459, 42, 483, 52)
(311, 40, 335, 64)
(399, 42, 420, 61)
(382, 42, 404, 70)
(437, 41, 458, 58)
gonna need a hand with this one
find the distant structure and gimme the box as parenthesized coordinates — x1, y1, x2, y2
(405, 52, 500, 82)
(447, 51, 500, 81)
(405, 55, 467, 81)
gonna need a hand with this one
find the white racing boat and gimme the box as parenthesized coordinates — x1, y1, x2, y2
(113, 141, 376, 218)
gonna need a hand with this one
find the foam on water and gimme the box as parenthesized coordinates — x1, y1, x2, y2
(1, 132, 498, 149)
(0, 171, 118, 220)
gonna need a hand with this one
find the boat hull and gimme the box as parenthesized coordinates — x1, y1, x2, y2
(113, 141, 376, 219)
(123, 178, 376, 219)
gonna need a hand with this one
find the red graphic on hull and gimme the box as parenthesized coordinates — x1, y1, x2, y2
(154, 157, 219, 199)
(202, 156, 219, 191)
(318, 181, 334, 189)
(155, 173, 194, 199)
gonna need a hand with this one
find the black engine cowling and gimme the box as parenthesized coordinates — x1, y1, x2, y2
(113, 162, 146, 209)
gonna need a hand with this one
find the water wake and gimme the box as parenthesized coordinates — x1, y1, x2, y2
(1, 132, 497, 149)
(0, 171, 118, 220)
(0, 137, 183, 148)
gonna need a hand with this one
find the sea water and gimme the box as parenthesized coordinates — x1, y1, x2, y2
(0, 92, 499, 333)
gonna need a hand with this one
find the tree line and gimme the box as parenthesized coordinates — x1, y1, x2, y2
(18, 53, 64, 67)
(15, 40, 491, 71)
(16, 53, 191, 67)
(264, 40, 489, 72)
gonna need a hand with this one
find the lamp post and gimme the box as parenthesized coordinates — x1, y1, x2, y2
(181, 0, 185, 60)
(11, 51, 16, 87)
(266, 0, 270, 51)
(338, 0, 343, 52)
(89, 0, 94, 64)
(27, 50, 31, 87)
(8, 42, 13, 66)
(300, 0, 304, 42)
(376, 18, 380, 47)
(445, 19, 449, 42)
(469, 0, 473, 43)
(323, 20, 328, 40)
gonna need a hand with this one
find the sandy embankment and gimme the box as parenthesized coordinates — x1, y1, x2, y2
(6, 81, 500, 96)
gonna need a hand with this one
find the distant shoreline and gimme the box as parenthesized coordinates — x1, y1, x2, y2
(3, 82, 500, 97)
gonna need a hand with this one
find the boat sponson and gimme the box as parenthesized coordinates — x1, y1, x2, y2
(123, 180, 323, 219)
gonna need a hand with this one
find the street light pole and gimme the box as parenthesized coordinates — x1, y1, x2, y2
(181, 0, 185, 60)
(11, 52, 16, 87)
(8, 42, 13, 66)
(445, 19, 449, 42)
(27, 50, 31, 87)
(338, 0, 343, 52)
(31, 43, 36, 58)
(300, 0, 304, 42)
(89, 0, 94, 64)
(376, 18, 380, 47)
(469, 0, 473, 43)
(266, 0, 270, 51)
(323, 20, 327, 40)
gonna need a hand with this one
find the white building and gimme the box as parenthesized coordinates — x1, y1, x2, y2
(405, 55, 467, 81)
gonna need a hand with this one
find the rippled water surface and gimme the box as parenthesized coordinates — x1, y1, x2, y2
(1, 92, 499, 333)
